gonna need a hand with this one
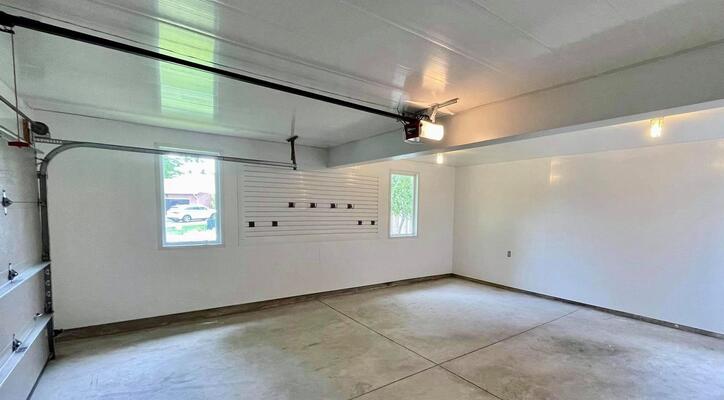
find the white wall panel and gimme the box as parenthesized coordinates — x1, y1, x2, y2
(453, 138, 724, 334)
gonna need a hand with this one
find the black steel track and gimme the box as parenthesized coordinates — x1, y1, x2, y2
(0, 11, 416, 123)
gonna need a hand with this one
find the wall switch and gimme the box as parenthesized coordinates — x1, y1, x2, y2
(507, 250, 512, 258)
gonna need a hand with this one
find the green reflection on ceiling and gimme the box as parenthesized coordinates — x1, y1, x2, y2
(158, 2, 216, 118)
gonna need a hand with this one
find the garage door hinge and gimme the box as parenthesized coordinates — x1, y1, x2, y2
(7, 263, 18, 281)
(2, 190, 12, 215)
(12, 334, 27, 353)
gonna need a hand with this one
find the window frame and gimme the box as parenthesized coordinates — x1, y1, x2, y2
(157, 146, 223, 248)
(388, 170, 419, 239)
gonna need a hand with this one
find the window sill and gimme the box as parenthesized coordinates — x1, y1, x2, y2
(160, 242, 224, 250)
(389, 234, 418, 239)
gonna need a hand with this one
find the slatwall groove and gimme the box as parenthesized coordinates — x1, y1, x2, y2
(244, 216, 378, 221)
(244, 212, 378, 217)
(244, 206, 377, 211)
(242, 166, 379, 239)
(244, 212, 377, 216)
(244, 175, 378, 186)
(244, 194, 378, 199)
(244, 176, 377, 184)
(246, 230, 378, 238)
(246, 219, 376, 224)
(248, 225, 377, 232)
(243, 186, 378, 196)
(243, 204, 378, 209)
(244, 186, 378, 194)
(244, 181, 378, 190)
(244, 198, 378, 204)
(244, 177, 377, 187)
(243, 167, 378, 181)
(246, 218, 378, 223)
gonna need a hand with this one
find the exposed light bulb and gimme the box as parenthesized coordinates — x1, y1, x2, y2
(650, 118, 664, 138)
(436, 153, 444, 164)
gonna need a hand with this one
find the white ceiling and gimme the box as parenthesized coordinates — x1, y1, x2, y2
(413, 105, 724, 166)
(1, 0, 723, 147)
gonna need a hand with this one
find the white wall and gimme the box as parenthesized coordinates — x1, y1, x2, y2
(454, 139, 724, 334)
(36, 111, 455, 329)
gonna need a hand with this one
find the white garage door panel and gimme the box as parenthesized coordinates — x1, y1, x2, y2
(0, 134, 47, 400)
(0, 265, 47, 375)
(0, 315, 50, 400)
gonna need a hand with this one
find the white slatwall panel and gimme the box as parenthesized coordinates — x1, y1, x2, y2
(241, 165, 379, 238)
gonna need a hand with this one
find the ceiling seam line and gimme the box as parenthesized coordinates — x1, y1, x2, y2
(600, 0, 651, 43)
(463, 0, 555, 51)
(336, 0, 510, 77)
(0, 4, 405, 111)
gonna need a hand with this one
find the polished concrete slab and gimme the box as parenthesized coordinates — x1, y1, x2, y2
(322, 278, 577, 363)
(443, 308, 724, 400)
(32, 301, 433, 399)
(356, 367, 497, 400)
(32, 278, 724, 400)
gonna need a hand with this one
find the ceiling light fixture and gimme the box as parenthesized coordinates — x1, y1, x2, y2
(421, 120, 444, 141)
(403, 98, 458, 143)
(650, 117, 664, 138)
(404, 119, 444, 143)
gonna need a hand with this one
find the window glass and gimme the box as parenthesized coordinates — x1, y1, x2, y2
(390, 172, 418, 237)
(160, 151, 221, 246)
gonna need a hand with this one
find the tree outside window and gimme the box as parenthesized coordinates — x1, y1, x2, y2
(390, 172, 418, 237)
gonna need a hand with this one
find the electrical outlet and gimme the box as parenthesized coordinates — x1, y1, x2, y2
(507, 250, 512, 258)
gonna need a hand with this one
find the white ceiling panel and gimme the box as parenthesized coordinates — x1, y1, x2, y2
(12, 29, 401, 147)
(342, 0, 551, 73)
(606, 0, 691, 20)
(0, 0, 722, 148)
(414, 106, 724, 166)
(475, 0, 624, 49)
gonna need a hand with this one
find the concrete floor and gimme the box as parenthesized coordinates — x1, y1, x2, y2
(32, 278, 724, 399)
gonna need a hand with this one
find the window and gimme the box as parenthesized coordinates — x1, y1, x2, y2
(159, 149, 221, 247)
(389, 172, 418, 237)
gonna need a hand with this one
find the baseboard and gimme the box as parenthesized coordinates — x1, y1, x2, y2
(57, 273, 722, 342)
(453, 274, 724, 340)
(56, 273, 453, 342)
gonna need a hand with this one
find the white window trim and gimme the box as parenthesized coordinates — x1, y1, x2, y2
(389, 170, 419, 239)
(156, 145, 223, 248)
